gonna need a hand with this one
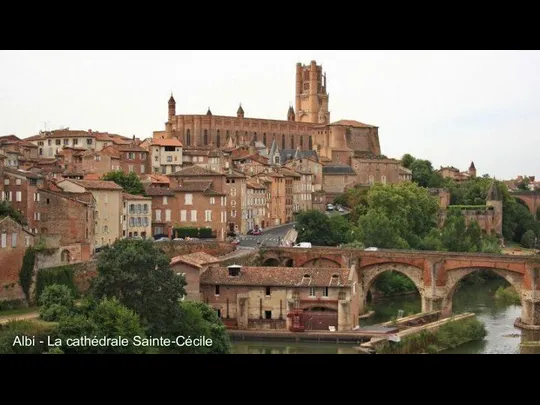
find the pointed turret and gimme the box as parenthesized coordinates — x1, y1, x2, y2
(237, 103, 244, 118)
(206, 107, 212, 115)
(468, 161, 477, 178)
(486, 178, 501, 201)
(287, 105, 296, 121)
(168, 93, 176, 121)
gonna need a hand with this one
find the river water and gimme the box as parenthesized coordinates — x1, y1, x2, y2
(231, 279, 540, 354)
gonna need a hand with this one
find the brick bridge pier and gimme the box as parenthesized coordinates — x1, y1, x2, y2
(260, 247, 540, 329)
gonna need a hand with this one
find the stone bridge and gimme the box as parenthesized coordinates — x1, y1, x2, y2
(260, 247, 540, 329)
(510, 191, 540, 217)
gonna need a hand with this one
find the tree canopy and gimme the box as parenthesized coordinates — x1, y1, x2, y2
(101, 170, 145, 195)
(0, 201, 27, 225)
(296, 210, 353, 246)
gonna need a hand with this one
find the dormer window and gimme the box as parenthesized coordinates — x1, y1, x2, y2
(228, 265, 241, 277)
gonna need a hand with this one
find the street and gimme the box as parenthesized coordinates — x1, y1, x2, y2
(238, 222, 296, 248)
(238, 208, 350, 248)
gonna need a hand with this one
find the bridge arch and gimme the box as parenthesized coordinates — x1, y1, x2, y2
(357, 262, 425, 314)
(300, 257, 341, 268)
(441, 267, 524, 317)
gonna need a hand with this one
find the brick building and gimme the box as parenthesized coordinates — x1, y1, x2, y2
(0, 216, 34, 301)
(1, 167, 45, 234)
(110, 143, 149, 175)
(254, 171, 285, 226)
(149, 138, 183, 175)
(246, 181, 267, 232)
(199, 265, 360, 331)
(322, 164, 356, 202)
(224, 170, 247, 234)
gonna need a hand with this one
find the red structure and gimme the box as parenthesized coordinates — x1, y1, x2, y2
(287, 309, 305, 332)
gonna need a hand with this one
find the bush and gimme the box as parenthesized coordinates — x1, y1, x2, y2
(0, 320, 57, 354)
(19, 247, 36, 302)
(39, 285, 75, 322)
(35, 265, 77, 301)
(495, 286, 521, 306)
(0, 299, 27, 311)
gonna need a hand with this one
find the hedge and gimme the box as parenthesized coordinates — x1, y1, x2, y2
(173, 227, 215, 239)
(35, 265, 78, 301)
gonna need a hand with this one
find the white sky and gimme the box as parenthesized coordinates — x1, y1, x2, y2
(1, 50, 539, 180)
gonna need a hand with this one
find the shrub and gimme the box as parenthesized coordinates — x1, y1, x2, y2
(39, 285, 75, 322)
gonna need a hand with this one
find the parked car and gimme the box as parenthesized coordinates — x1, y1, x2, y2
(327, 204, 334, 211)
(293, 242, 312, 248)
(364, 246, 378, 251)
(231, 238, 240, 245)
(252, 229, 262, 235)
(155, 237, 170, 242)
(173, 238, 184, 241)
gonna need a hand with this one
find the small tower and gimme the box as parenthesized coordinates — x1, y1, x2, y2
(287, 105, 296, 121)
(168, 93, 176, 122)
(268, 139, 280, 166)
(206, 107, 212, 116)
(486, 178, 503, 237)
(237, 103, 244, 119)
(468, 161, 477, 178)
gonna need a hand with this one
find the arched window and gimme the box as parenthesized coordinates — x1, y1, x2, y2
(309, 136, 313, 150)
(300, 136, 304, 149)
(263, 133, 267, 146)
(282, 134, 285, 149)
(291, 134, 294, 149)
(186, 129, 191, 146)
(254, 132, 257, 141)
(381, 175, 387, 185)
(203, 129, 208, 145)
(61, 249, 71, 263)
(235, 131, 239, 142)
(216, 129, 220, 147)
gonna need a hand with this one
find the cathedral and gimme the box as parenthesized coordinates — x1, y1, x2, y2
(153, 60, 382, 164)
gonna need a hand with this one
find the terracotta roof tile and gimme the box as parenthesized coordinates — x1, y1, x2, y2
(169, 165, 223, 177)
(330, 119, 377, 128)
(170, 252, 220, 268)
(67, 179, 123, 190)
(172, 181, 212, 192)
(145, 187, 174, 196)
(247, 181, 266, 190)
(152, 138, 183, 147)
(200, 266, 352, 287)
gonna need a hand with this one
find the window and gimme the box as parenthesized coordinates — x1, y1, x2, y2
(103, 225, 109, 233)
(16, 191, 22, 202)
(3, 179, 8, 185)
(165, 209, 171, 221)
(264, 311, 272, 320)
(368, 175, 374, 185)
(323, 287, 329, 297)
(185, 193, 193, 205)
(129, 217, 134, 227)
(166, 156, 172, 162)
(180, 210, 187, 222)
(215, 285, 220, 295)
(163, 196, 168, 205)
(265, 286, 271, 296)
(205, 210, 212, 222)
(128, 165, 134, 173)
(2, 233, 7, 248)
(381, 175, 387, 185)
(309, 287, 316, 297)
(210, 197, 215, 205)
(231, 210, 236, 217)
(15, 178, 21, 185)
(11, 232, 17, 247)
(155, 209, 162, 221)
(221, 196, 226, 206)
(191, 210, 197, 221)
(141, 165, 145, 174)
(25, 236, 30, 247)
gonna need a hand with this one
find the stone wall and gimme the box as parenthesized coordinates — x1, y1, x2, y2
(159, 241, 235, 259)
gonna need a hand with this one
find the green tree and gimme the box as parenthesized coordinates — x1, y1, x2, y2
(91, 239, 186, 335)
(419, 228, 444, 251)
(401, 153, 415, 169)
(102, 170, 145, 195)
(168, 301, 231, 354)
(357, 210, 409, 249)
(0, 201, 27, 225)
(365, 182, 439, 248)
(409, 158, 444, 188)
(55, 297, 147, 354)
(0, 320, 56, 354)
(296, 210, 337, 246)
(521, 229, 537, 249)
(329, 214, 354, 244)
(516, 178, 530, 191)
(39, 284, 75, 322)
(19, 247, 36, 302)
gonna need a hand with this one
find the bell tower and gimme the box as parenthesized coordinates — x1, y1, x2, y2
(295, 61, 330, 124)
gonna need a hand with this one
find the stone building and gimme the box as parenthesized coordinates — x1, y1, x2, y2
(224, 170, 247, 235)
(0, 216, 34, 301)
(322, 164, 357, 202)
(438, 162, 476, 183)
(170, 252, 220, 301)
(56, 179, 123, 250)
(246, 181, 267, 232)
(199, 264, 359, 331)
(122, 193, 152, 239)
(351, 154, 403, 186)
(148, 138, 183, 175)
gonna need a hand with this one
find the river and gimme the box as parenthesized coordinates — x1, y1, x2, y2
(231, 279, 540, 354)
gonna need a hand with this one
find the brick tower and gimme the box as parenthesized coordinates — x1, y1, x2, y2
(295, 61, 330, 124)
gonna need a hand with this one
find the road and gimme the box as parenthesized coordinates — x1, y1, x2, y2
(238, 208, 350, 248)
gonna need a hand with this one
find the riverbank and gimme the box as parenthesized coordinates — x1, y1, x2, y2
(229, 330, 374, 344)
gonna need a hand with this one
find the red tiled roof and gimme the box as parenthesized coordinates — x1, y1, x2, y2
(169, 165, 223, 177)
(122, 192, 151, 200)
(170, 252, 220, 269)
(329, 120, 377, 128)
(66, 179, 123, 190)
(145, 187, 174, 196)
(200, 266, 352, 287)
(152, 138, 183, 147)
(172, 181, 212, 193)
(247, 181, 266, 190)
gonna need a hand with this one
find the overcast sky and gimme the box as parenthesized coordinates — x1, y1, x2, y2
(1, 50, 538, 179)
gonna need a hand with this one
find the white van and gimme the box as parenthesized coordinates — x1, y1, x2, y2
(293, 242, 312, 248)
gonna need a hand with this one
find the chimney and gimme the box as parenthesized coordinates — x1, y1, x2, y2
(228, 264, 241, 277)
